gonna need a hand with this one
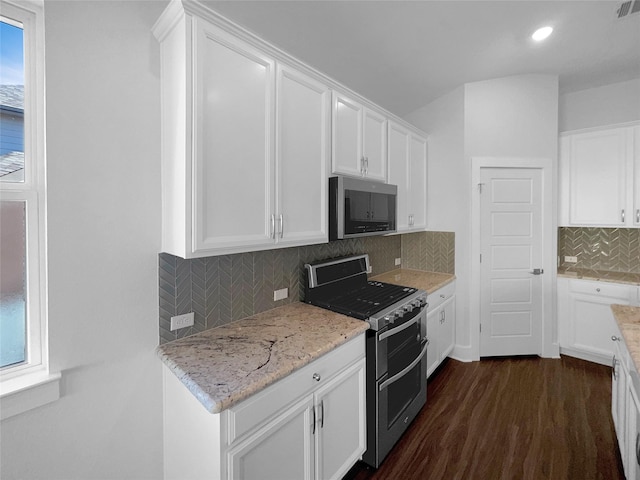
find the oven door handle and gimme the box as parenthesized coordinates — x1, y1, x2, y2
(379, 339, 428, 392)
(378, 310, 423, 341)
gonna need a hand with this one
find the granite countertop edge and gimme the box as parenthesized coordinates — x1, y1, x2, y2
(611, 304, 640, 374)
(370, 268, 456, 293)
(156, 303, 369, 414)
(558, 268, 640, 286)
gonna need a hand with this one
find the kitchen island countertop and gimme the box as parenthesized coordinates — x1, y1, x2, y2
(157, 303, 368, 414)
(371, 268, 455, 293)
(611, 304, 640, 373)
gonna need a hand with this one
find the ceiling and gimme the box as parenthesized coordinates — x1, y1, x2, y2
(205, 0, 640, 117)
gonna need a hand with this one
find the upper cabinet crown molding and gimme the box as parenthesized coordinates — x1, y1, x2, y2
(152, 0, 428, 135)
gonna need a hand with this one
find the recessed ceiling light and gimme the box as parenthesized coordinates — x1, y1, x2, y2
(532, 26, 553, 41)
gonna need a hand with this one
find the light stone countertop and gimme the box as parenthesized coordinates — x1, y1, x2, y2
(371, 268, 455, 293)
(558, 267, 640, 286)
(157, 303, 369, 413)
(611, 304, 640, 374)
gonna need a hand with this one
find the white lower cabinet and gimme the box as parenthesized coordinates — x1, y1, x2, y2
(425, 281, 456, 378)
(557, 277, 638, 365)
(162, 335, 366, 480)
(612, 337, 629, 477)
(611, 332, 640, 479)
(628, 372, 640, 480)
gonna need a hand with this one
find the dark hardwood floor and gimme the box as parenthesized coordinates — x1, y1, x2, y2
(345, 355, 624, 480)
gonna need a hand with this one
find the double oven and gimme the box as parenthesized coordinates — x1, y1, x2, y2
(305, 254, 428, 468)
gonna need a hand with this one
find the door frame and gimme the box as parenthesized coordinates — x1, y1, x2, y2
(470, 157, 559, 360)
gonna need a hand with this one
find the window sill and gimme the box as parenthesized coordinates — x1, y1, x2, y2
(0, 370, 61, 420)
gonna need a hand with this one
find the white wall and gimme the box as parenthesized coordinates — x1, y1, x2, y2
(559, 78, 640, 132)
(405, 74, 558, 361)
(465, 74, 559, 160)
(0, 2, 165, 479)
(404, 87, 471, 350)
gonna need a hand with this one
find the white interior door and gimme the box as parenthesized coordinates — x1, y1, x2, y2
(479, 167, 543, 356)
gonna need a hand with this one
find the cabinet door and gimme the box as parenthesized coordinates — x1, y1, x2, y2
(315, 360, 366, 480)
(569, 293, 630, 361)
(194, 21, 275, 253)
(409, 134, 428, 230)
(425, 307, 440, 378)
(439, 296, 456, 361)
(612, 341, 629, 476)
(363, 108, 387, 182)
(332, 92, 363, 177)
(628, 379, 640, 480)
(227, 395, 314, 480)
(567, 127, 631, 226)
(276, 65, 329, 247)
(388, 122, 410, 231)
(634, 125, 640, 227)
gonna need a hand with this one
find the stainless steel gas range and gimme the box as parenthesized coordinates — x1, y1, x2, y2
(304, 254, 428, 468)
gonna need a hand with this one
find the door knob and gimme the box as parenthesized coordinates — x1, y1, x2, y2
(530, 268, 544, 275)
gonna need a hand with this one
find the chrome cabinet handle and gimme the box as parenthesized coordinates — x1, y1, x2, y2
(612, 335, 620, 342)
(365, 157, 369, 175)
(636, 432, 640, 466)
(612, 355, 618, 380)
(360, 157, 365, 176)
(312, 405, 316, 434)
(270, 214, 275, 239)
(596, 288, 601, 292)
(279, 214, 283, 239)
(622, 209, 625, 223)
(636, 209, 640, 223)
(319, 400, 324, 429)
(312, 373, 321, 382)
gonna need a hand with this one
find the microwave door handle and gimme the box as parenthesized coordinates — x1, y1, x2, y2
(379, 339, 428, 392)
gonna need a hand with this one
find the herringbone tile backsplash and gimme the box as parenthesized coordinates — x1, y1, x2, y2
(558, 227, 640, 274)
(159, 231, 455, 343)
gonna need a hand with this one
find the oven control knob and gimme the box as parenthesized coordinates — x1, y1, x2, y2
(403, 305, 412, 313)
(384, 315, 393, 325)
(412, 300, 421, 309)
(395, 310, 404, 319)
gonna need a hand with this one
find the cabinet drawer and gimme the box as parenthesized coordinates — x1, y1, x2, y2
(428, 281, 456, 312)
(227, 334, 365, 445)
(569, 280, 633, 300)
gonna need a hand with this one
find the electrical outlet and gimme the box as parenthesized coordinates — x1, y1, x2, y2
(170, 312, 194, 331)
(564, 256, 578, 263)
(395, 258, 402, 266)
(274, 288, 288, 301)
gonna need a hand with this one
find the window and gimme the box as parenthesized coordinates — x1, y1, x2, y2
(0, 0, 57, 419)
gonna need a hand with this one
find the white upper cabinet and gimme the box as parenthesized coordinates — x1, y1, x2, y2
(559, 123, 639, 227)
(388, 121, 427, 232)
(409, 134, 428, 229)
(194, 20, 275, 254)
(154, 5, 330, 258)
(635, 125, 640, 227)
(276, 64, 330, 248)
(154, 2, 428, 258)
(332, 92, 387, 182)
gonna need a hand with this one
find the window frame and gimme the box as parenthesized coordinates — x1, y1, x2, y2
(0, 0, 58, 419)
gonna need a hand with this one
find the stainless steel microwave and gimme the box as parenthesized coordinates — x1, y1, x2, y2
(329, 176, 397, 240)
